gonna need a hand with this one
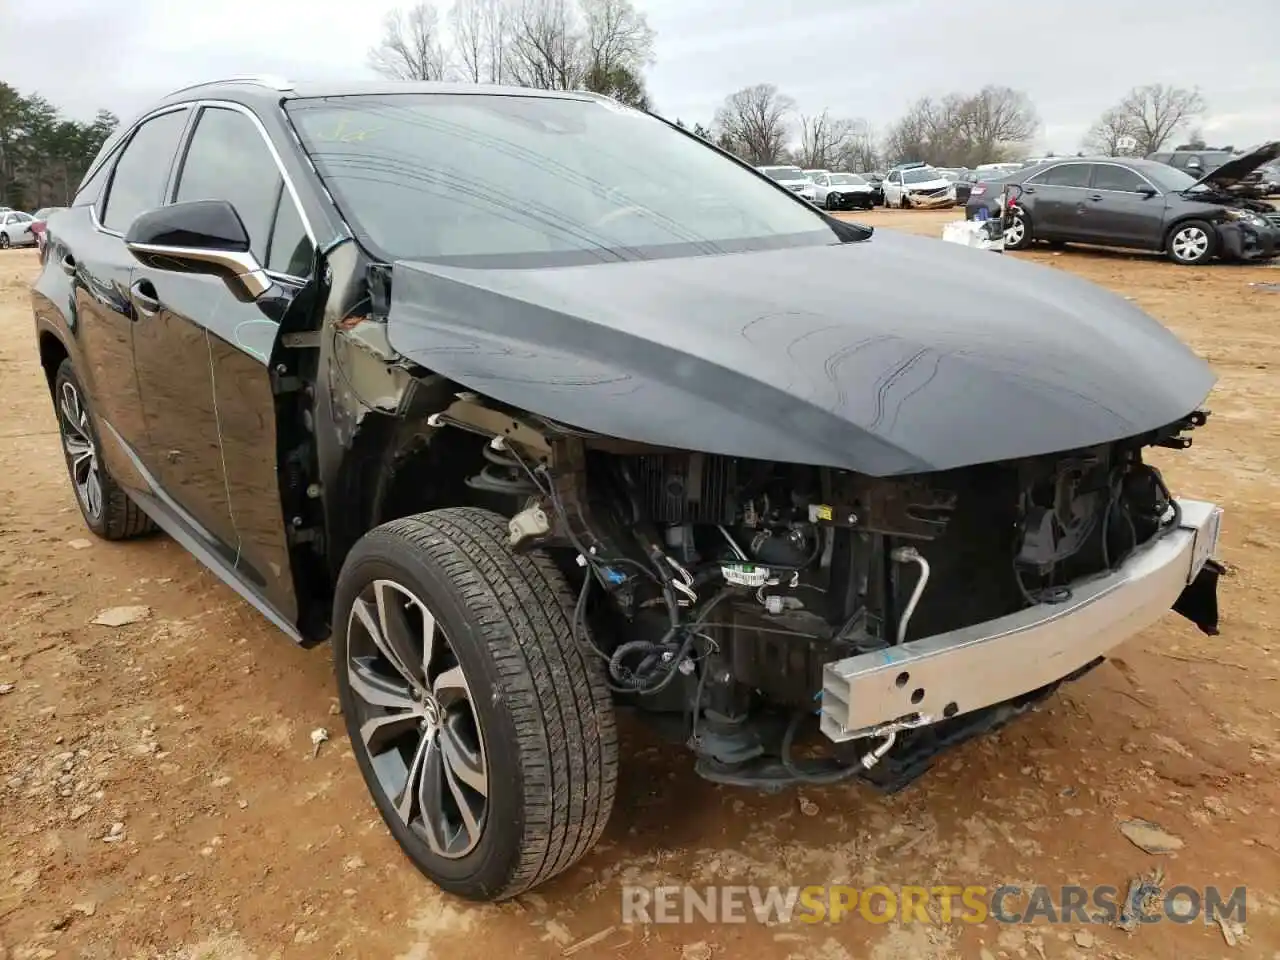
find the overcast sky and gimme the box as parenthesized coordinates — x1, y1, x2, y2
(4, 0, 1278, 153)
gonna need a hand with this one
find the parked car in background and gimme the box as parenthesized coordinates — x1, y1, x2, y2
(809, 171, 876, 210)
(0, 210, 37, 249)
(1147, 148, 1270, 197)
(1256, 163, 1280, 196)
(32, 76, 1226, 903)
(882, 163, 954, 208)
(756, 164, 817, 203)
(953, 169, 991, 206)
(30, 207, 67, 263)
(856, 171, 885, 205)
(1002, 146, 1280, 264)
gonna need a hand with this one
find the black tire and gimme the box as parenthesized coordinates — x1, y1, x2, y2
(1165, 219, 1216, 266)
(52, 359, 154, 540)
(899, 194, 911, 210)
(1004, 210, 1034, 250)
(333, 507, 618, 901)
(0, 233, 10, 250)
(825, 193, 840, 211)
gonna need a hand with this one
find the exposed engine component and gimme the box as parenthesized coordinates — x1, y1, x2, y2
(440, 420, 1201, 793)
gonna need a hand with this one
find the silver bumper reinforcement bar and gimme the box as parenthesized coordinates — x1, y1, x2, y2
(821, 498, 1223, 743)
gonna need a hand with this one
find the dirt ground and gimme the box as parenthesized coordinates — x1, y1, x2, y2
(2, 212, 1279, 960)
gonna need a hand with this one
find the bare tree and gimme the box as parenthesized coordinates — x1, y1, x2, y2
(714, 84, 795, 165)
(957, 86, 1038, 158)
(884, 88, 1037, 167)
(1082, 106, 1139, 157)
(833, 119, 879, 172)
(450, 0, 512, 83)
(1111, 84, 1206, 156)
(506, 0, 583, 90)
(798, 110, 855, 169)
(368, 3, 451, 81)
(582, 0, 653, 77)
(580, 0, 654, 107)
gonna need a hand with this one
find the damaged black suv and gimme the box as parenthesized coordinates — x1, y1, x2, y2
(33, 78, 1226, 901)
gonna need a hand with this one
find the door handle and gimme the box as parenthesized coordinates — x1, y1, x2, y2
(129, 279, 161, 317)
(1088, 194, 1104, 202)
(60, 254, 76, 276)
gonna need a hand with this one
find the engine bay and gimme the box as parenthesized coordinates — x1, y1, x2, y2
(428, 394, 1212, 791)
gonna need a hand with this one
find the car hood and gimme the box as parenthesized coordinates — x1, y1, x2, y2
(904, 179, 951, 191)
(1191, 141, 1280, 190)
(385, 232, 1215, 477)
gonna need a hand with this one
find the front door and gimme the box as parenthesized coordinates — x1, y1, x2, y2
(131, 103, 316, 623)
(1076, 164, 1165, 249)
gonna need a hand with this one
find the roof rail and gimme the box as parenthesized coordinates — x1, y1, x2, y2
(165, 75, 295, 98)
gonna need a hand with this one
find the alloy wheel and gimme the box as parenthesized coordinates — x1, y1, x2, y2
(0, 233, 10, 249)
(346, 578, 489, 859)
(1004, 216, 1026, 246)
(58, 380, 103, 520)
(1171, 225, 1209, 263)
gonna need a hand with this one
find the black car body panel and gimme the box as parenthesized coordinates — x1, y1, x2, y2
(385, 230, 1215, 477)
(1002, 157, 1280, 262)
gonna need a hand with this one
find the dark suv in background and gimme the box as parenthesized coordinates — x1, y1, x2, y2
(1002, 147, 1280, 264)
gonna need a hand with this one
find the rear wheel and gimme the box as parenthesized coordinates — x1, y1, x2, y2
(52, 360, 154, 540)
(1166, 220, 1215, 265)
(1004, 210, 1033, 250)
(0, 233, 10, 250)
(333, 508, 618, 901)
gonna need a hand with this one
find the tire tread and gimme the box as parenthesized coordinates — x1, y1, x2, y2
(364, 507, 617, 899)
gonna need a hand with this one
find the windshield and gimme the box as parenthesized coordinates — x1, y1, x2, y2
(287, 95, 836, 267)
(902, 167, 942, 184)
(762, 166, 806, 181)
(828, 174, 865, 185)
(1143, 164, 1199, 192)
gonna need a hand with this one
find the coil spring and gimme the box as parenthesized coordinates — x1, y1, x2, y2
(465, 443, 539, 495)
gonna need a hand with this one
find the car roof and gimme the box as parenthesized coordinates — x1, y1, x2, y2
(153, 77, 598, 112)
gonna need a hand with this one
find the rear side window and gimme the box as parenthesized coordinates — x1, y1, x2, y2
(100, 109, 190, 232)
(1030, 163, 1092, 188)
(74, 157, 114, 208)
(174, 107, 284, 261)
(1092, 165, 1150, 193)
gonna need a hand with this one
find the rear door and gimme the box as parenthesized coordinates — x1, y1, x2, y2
(131, 102, 316, 623)
(72, 107, 192, 490)
(1078, 163, 1165, 248)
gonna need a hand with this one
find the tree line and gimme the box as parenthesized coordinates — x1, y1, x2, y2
(0, 83, 118, 211)
(701, 81, 1214, 172)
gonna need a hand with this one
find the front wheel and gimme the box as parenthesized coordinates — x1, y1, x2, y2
(825, 194, 840, 211)
(333, 508, 618, 901)
(1166, 220, 1216, 265)
(0, 233, 10, 250)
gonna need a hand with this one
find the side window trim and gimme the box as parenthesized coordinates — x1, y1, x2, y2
(90, 99, 315, 277)
(1089, 162, 1161, 195)
(167, 100, 316, 281)
(93, 104, 193, 236)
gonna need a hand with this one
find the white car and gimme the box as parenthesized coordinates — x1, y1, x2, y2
(806, 171, 876, 210)
(756, 165, 818, 203)
(882, 164, 955, 209)
(0, 210, 37, 249)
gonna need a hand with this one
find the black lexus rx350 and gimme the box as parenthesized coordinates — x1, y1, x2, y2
(32, 77, 1228, 901)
